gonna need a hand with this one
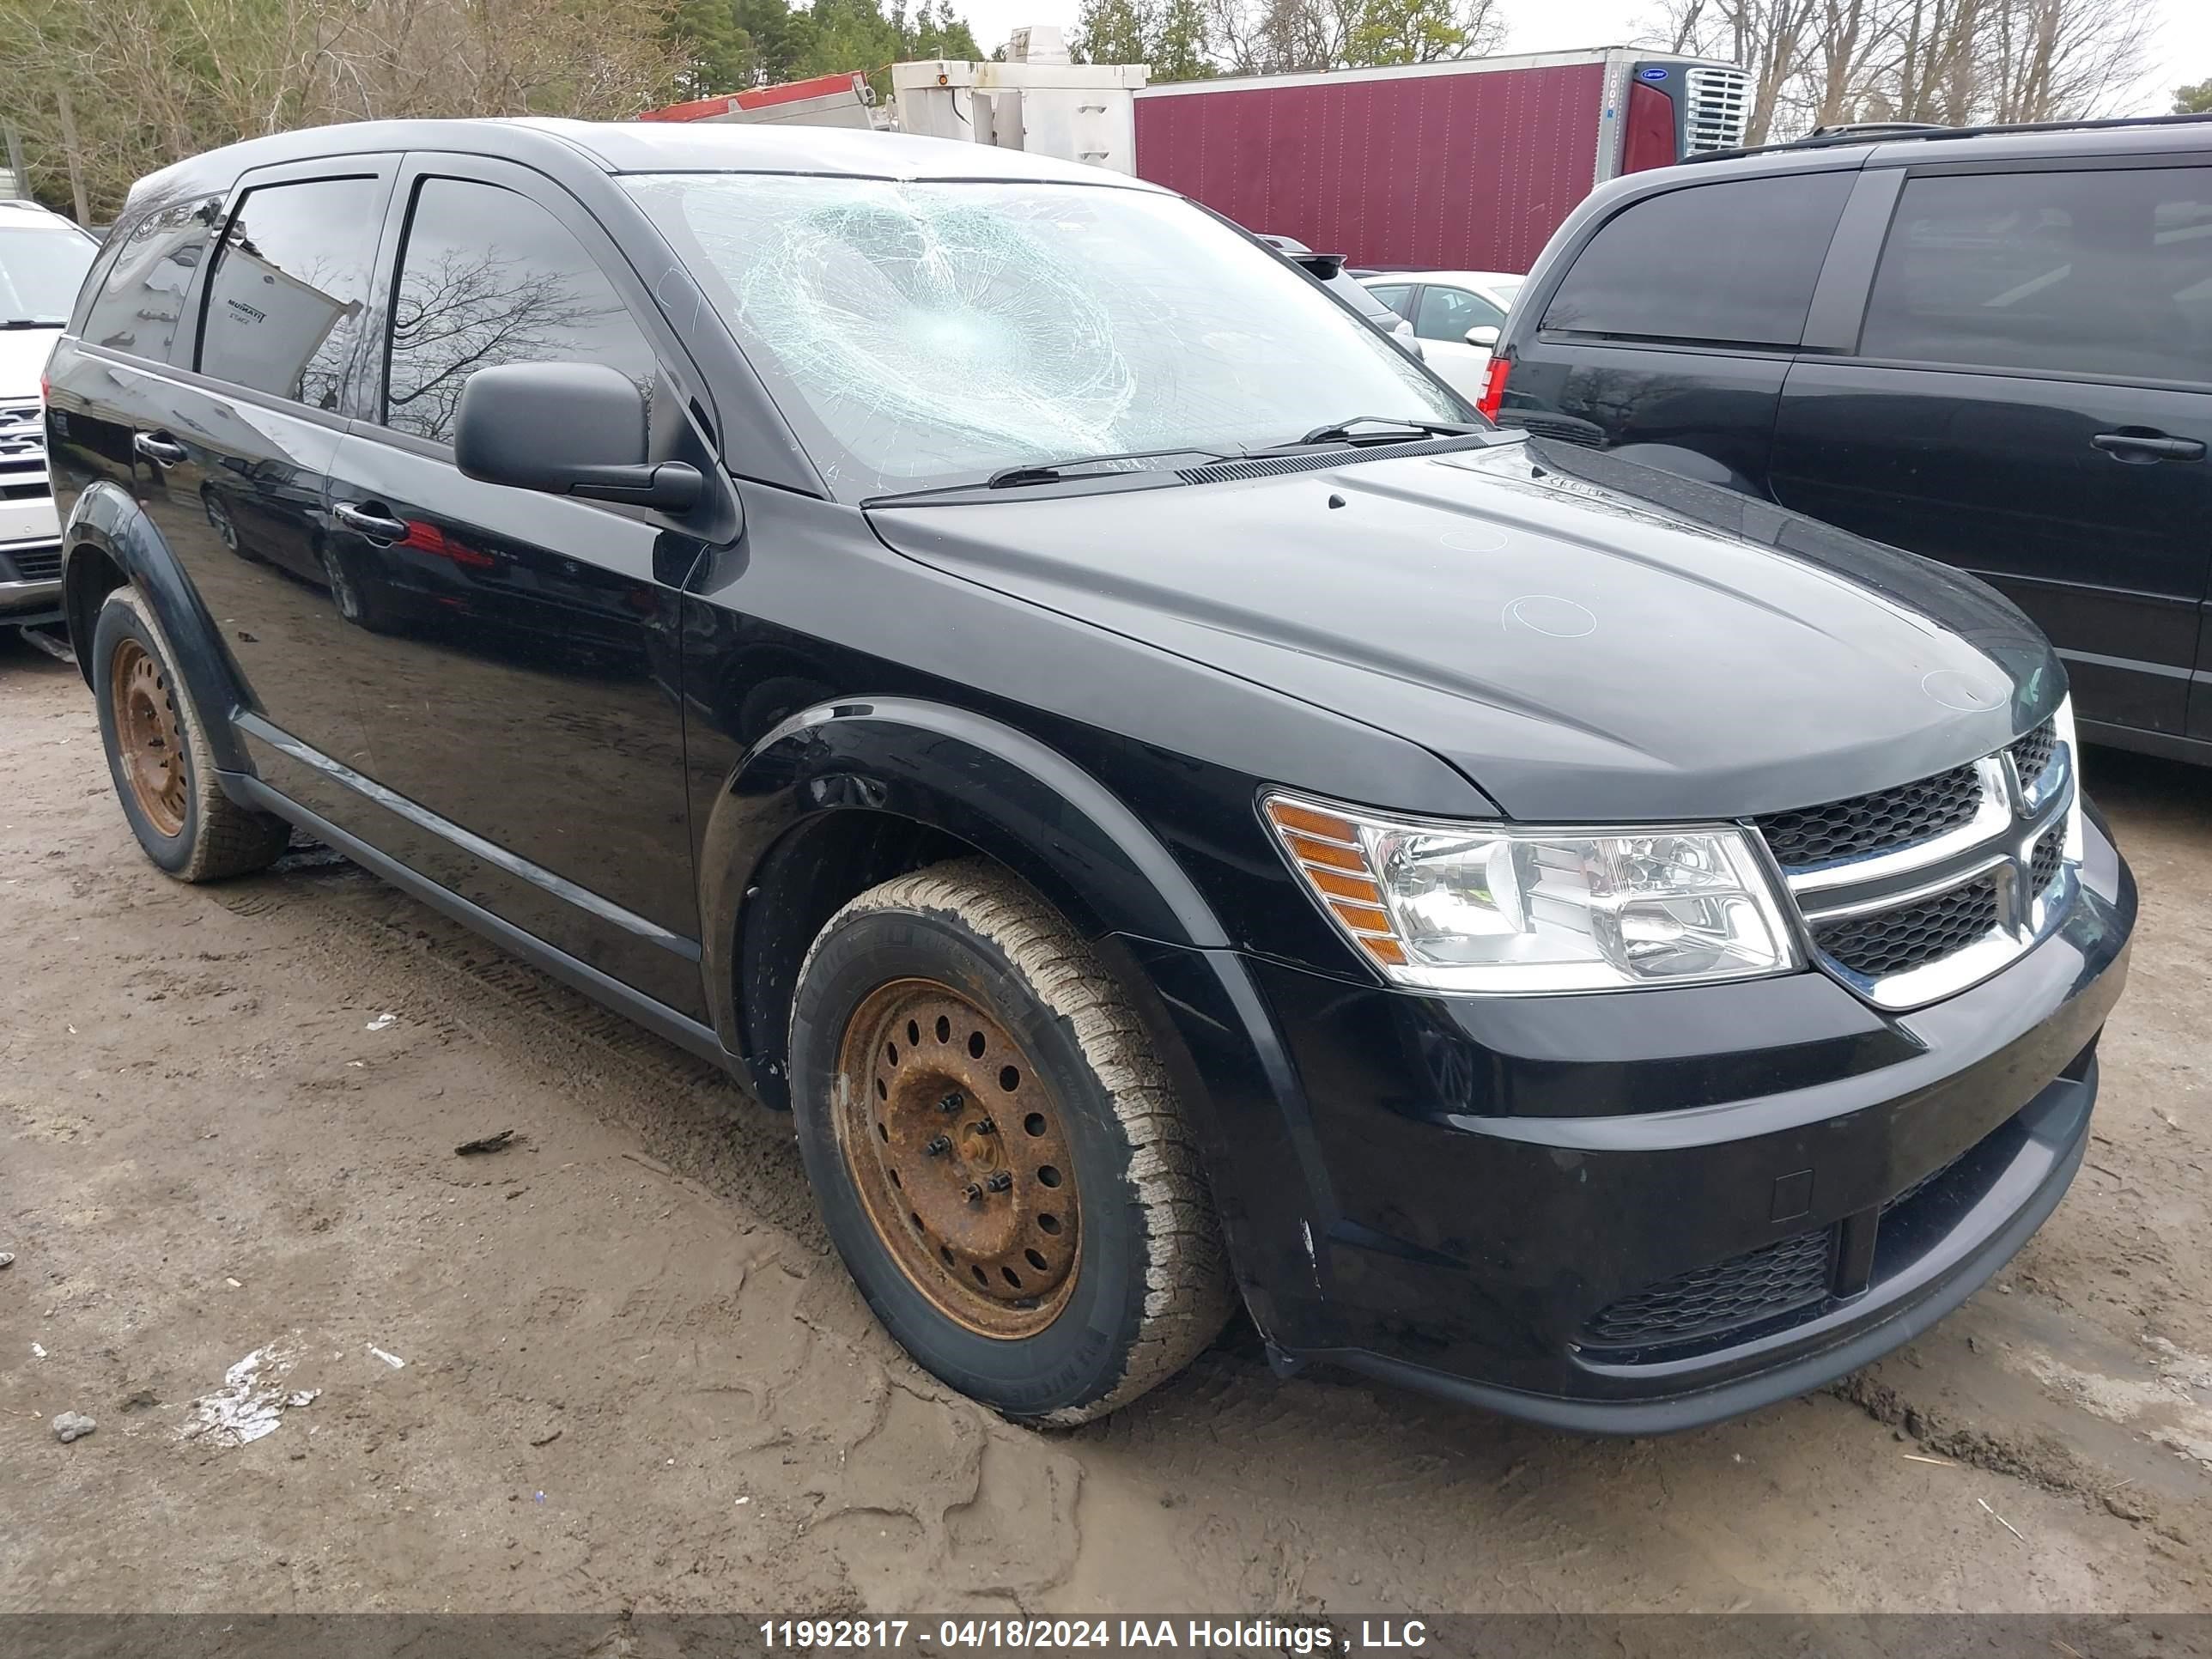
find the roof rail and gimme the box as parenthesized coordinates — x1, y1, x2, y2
(1682, 108, 2212, 167)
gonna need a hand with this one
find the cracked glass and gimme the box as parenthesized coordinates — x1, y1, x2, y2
(629, 173, 1465, 500)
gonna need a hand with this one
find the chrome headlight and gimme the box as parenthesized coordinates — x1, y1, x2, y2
(1264, 794, 1802, 994)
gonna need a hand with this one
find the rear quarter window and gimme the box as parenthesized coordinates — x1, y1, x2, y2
(1541, 173, 1853, 347)
(78, 194, 224, 363)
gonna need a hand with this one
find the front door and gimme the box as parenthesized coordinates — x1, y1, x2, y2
(319, 159, 711, 1015)
(1408, 283, 1504, 402)
(1771, 161, 2212, 742)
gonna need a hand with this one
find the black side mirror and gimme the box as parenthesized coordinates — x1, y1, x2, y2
(455, 362, 702, 513)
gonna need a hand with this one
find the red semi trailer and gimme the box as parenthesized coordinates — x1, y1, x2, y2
(1133, 49, 1750, 273)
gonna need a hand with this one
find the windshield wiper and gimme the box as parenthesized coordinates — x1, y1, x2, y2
(1, 319, 64, 330)
(982, 446, 1236, 489)
(863, 446, 1234, 506)
(1260, 415, 1489, 453)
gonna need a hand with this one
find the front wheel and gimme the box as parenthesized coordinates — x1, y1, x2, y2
(788, 860, 1233, 1424)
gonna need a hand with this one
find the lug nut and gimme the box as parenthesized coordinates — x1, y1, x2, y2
(975, 1116, 997, 1136)
(963, 1182, 984, 1204)
(923, 1134, 951, 1158)
(985, 1171, 1012, 1194)
(939, 1091, 965, 1115)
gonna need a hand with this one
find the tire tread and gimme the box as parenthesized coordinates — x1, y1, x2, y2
(99, 586, 289, 882)
(799, 858, 1234, 1423)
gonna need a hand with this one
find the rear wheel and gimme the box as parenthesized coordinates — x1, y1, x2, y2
(92, 586, 289, 881)
(788, 860, 1233, 1424)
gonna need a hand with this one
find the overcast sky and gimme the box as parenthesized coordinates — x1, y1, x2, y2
(961, 0, 2212, 117)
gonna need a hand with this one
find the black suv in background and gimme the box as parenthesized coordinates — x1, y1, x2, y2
(1488, 115, 2212, 765)
(46, 119, 2131, 1432)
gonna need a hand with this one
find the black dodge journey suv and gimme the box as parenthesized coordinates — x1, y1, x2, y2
(46, 118, 2134, 1431)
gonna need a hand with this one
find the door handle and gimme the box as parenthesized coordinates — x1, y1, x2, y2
(333, 501, 410, 542)
(2092, 430, 2206, 462)
(133, 431, 186, 467)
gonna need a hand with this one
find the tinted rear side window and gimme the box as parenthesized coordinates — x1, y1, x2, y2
(1541, 173, 1853, 346)
(383, 178, 659, 446)
(1860, 166, 2212, 385)
(199, 176, 382, 409)
(79, 196, 223, 362)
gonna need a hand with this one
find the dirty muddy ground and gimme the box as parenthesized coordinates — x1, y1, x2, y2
(3, 627, 2209, 1616)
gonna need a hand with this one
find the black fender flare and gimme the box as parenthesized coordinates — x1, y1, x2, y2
(697, 695, 1232, 1087)
(63, 480, 255, 778)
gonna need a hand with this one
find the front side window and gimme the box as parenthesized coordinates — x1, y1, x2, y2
(1415, 285, 1504, 342)
(384, 178, 659, 445)
(627, 173, 1464, 499)
(1367, 283, 1415, 319)
(199, 176, 382, 409)
(1541, 173, 1853, 347)
(0, 218, 97, 329)
(81, 197, 222, 360)
(1860, 166, 2212, 384)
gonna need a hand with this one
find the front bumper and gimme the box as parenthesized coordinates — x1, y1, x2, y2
(1125, 810, 2134, 1431)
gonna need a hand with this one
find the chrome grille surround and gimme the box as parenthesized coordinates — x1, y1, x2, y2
(1759, 714, 2081, 1012)
(0, 401, 45, 471)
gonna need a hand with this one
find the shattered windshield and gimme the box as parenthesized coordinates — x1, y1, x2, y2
(626, 173, 1466, 499)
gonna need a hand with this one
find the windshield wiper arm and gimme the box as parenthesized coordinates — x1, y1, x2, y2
(862, 447, 1237, 506)
(1263, 415, 1489, 453)
(983, 446, 1236, 489)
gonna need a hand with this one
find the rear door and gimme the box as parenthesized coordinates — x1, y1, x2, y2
(134, 162, 394, 773)
(1500, 171, 1855, 480)
(1771, 159, 2212, 743)
(318, 155, 713, 1016)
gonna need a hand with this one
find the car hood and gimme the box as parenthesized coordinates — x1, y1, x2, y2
(866, 438, 2066, 821)
(0, 326, 61, 397)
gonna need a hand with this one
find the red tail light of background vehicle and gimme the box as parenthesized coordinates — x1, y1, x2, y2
(1478, 356, 1510, 422)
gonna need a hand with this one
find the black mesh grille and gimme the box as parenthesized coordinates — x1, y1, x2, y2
(2030, 825, 2063, 896)
(1814, 876, 2000, 979)
(1583, 1227, 1832, 1352)
(2010, 720, 2057, 794)
(4, 546, 60, 582)
(1755, 763, 1984, 868)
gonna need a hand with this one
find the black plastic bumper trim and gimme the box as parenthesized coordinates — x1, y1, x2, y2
(1308, 1069, 2089, 1435)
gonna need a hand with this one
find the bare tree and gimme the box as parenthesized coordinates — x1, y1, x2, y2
(1206, 0, 1502, 75)
(0, 0, 680, 222)
(1643, 0, 2154, 142)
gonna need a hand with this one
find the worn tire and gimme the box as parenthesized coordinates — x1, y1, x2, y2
(92, 585, 290, 881)
(789, 859, 1234, 1424)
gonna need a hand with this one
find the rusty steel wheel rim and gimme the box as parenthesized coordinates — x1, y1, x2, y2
(111, 638, 189, 838)
(835, 978, 1081, 1340)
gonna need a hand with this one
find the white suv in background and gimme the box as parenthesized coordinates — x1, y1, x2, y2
(1, 198, 99, 629)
